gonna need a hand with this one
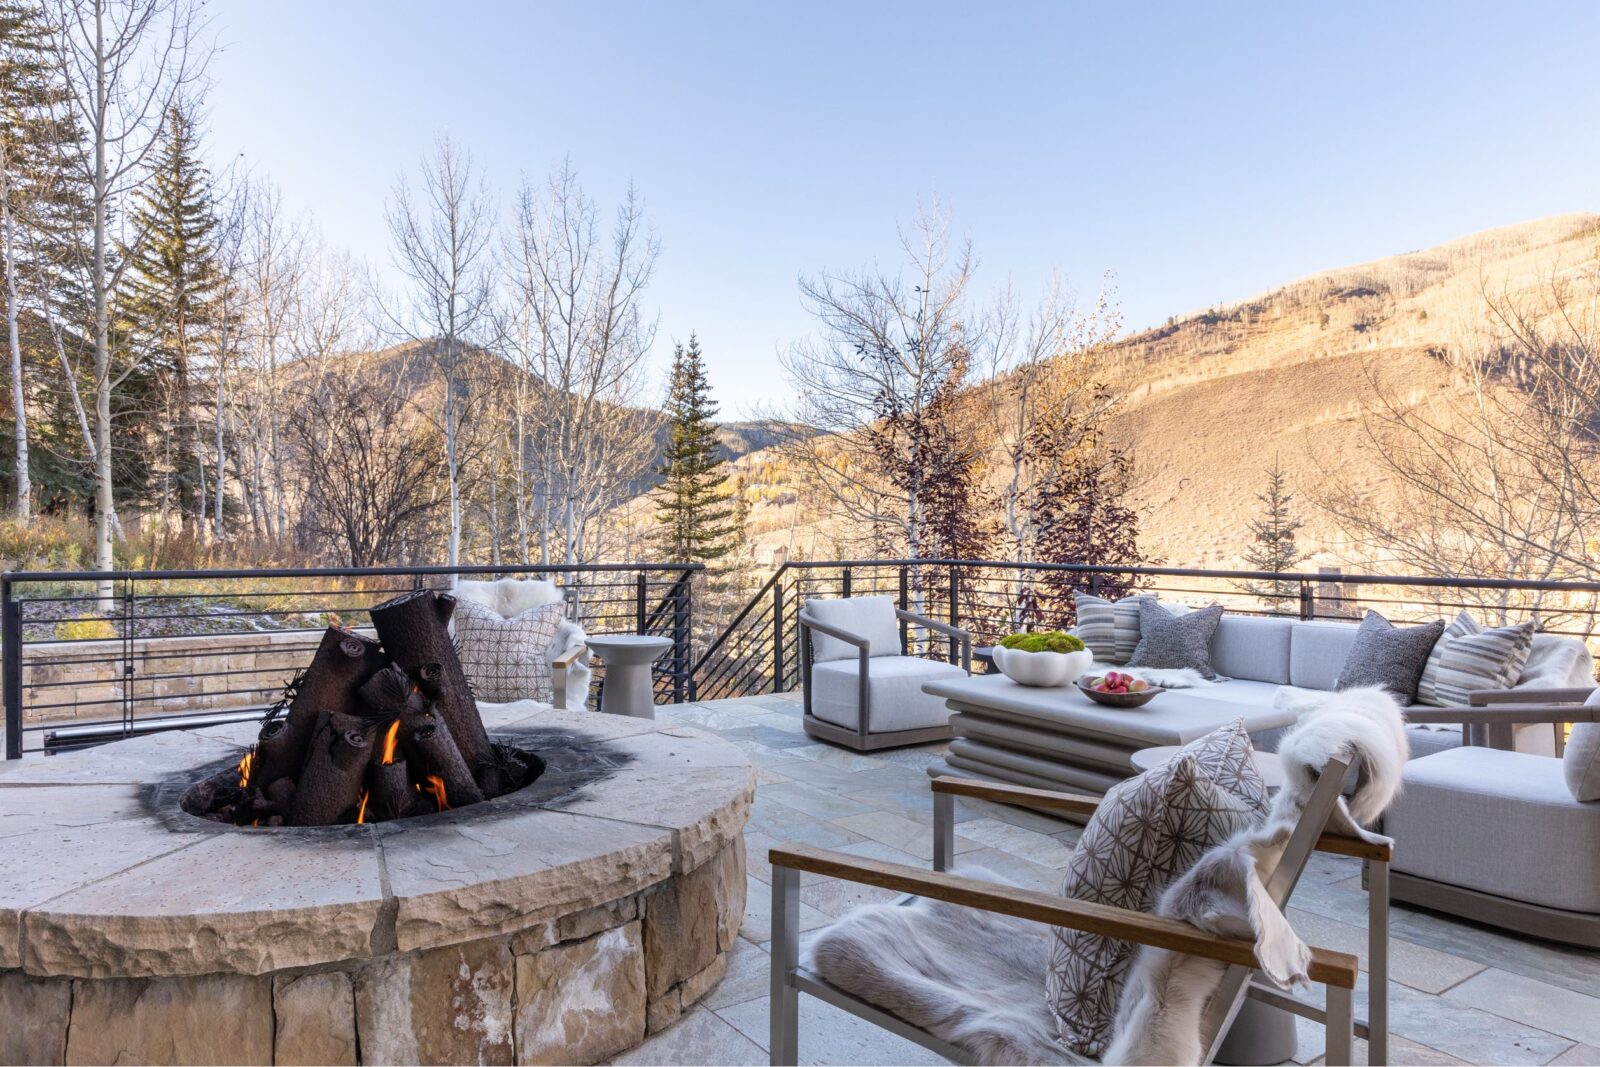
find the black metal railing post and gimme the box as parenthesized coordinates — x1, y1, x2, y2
(635, 572, 648, 635)
(773, 579, 786, 694)
(841, 565, 852, 599)
(1299, 579, 1315, 621)
(898, 565, 910, 653)
(3, 575, 21, 760)
(947, 563, 960, 663)
(674, 575, 691, 704)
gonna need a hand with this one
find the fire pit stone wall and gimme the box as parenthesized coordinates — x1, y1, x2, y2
(0, 705, 753, 1066)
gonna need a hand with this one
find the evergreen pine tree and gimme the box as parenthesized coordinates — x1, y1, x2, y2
(119, 101, 223, 529)
(1241, 457, 1307, 611)
(653, 334, 737, 563)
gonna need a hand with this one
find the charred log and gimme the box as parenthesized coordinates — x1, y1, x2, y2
(286, 712, 375, 826)
(369, 590, 490, 770)
(254, 627, 385, 787)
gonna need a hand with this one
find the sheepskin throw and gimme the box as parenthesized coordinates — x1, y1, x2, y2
(1046, 718, 1269, 1057)
(452, 598, 565, 703)
(1125, 601, 1225, 680)
(1074, 593, 1157, 663)
(1109, 686, 1408, 1065)
(807, 866, 1066, 1065)
(1334, 610, 1444, 705)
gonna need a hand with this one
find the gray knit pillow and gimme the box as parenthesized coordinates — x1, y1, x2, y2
(1125, 601, 1225, 679)
(1334, 610, 1445, 705)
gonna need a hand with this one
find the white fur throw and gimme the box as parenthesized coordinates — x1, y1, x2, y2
(1107, 687, 1407, 1065)
(806, 867, 1072, 1065)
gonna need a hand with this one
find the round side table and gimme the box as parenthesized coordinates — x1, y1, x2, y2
(1130, 745, 1285, 790)
(587, 635, 674, 719)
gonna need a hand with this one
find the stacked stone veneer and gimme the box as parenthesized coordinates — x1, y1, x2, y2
(22, 629, 334, 723)
(0, 708, 752, 1066)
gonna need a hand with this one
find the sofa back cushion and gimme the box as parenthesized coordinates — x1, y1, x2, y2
(1565, 690, 1600, 802)
(804, 596, 902, 662)
(1210, 615, 1294, 684)
(1288, 621, 1361, 690)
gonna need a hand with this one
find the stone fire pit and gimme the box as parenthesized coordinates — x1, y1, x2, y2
(0, 705, 753, 1066)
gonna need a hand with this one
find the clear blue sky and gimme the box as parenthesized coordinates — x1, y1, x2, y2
(205, 1, 1600, 416)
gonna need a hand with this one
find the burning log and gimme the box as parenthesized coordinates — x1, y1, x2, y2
(286, 712, 375, 826)
(405, 703, 484, 808)
(369, 590, 491, 771)
(253, 627, 385, 788)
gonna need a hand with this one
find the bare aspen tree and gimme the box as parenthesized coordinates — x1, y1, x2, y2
(45, 0, 207, 593)
(383, 135, 494, 568)
(503, 161, 659, 566)
(779, 207, 977, 559)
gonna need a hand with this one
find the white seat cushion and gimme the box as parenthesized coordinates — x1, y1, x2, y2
(811, 655, 966, 733)
(1388, 746, 1600, 913)
(804, 596, 903, 662)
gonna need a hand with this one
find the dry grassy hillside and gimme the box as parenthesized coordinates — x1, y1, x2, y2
(728, 213, 1600, 570)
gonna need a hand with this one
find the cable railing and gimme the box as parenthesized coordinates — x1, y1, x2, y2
(690, 559, 1600, 701)
(1, 561, 700, 758)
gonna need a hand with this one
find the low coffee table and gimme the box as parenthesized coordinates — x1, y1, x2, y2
(920, 673, 1296, 797)
(587, 635, 674, 719)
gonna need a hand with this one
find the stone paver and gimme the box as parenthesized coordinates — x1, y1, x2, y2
(675, 694, 1575, 1067)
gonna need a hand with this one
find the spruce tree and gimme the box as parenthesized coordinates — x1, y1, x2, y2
(119, 101, 223, 529)
(1241, 457, 1307, 611)
(653, 335, 737, 563)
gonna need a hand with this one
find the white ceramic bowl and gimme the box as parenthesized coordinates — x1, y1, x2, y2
(992, 646, 1094, 687)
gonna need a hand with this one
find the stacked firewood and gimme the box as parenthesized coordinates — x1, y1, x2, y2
(184, 589, 542, 828)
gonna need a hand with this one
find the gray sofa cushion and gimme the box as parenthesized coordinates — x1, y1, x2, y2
(1125, 601, 1224, 679)
(1388, 747, 1600, 913)
(811, 654, 966, 732)
(1565, 690, 1600, 802)
(1209, 615, 1294, 684)
(1334, 610, 1444, 705)
(1288, 621, 1362, 690)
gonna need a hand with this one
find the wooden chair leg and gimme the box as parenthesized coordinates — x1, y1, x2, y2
(770, 867, 800, 1065)
(1368, 857, 1390, 1066)
(1326, 985, 1354, 1067)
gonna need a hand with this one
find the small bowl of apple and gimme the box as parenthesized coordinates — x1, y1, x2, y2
(1076, 671, 1163, 708)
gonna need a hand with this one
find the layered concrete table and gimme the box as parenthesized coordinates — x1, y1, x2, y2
(922, 673, 1297, 796)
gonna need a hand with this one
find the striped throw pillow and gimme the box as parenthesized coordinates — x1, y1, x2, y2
(1433, 618, 1535, 707)
(1417, 610, 1477, 705)
(1073, 593, 1156, 663)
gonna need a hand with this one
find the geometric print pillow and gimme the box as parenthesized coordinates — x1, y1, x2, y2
(1074, 592, 1158, 663)
(451, 598, 565, 703)
(1046, 719, 1270, 1058)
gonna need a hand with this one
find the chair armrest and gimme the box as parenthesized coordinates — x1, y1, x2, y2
(552, 643, 586, 671)
(1405, 704, 1599, 726)
(1469, 686, 1595, 706)
(896, 608, 970, 644)
(929, 777, 1391, 862)
(768, 843, 1358, 989)
(797, 612, 870, 648)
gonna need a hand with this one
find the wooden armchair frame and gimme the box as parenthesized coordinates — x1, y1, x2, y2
(797, 607, 973, 751)
(770, 763, 1376, 1067)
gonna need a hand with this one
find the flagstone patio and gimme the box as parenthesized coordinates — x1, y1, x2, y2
(619, 692, 1600, 1067)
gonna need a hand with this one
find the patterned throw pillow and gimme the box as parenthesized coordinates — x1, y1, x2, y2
(1125, 601, 1225, 679)
(452, 598, 565, 703)
(1416, 610, 1477, 706)
(1046, 719, 1269, 1057)
(1073, 593, 1157, 663)
(1334, 610, 1445, 706)
(1433, 619, 1535, 706)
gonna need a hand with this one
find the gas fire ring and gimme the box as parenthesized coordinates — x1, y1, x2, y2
(0, 705, 753, 1066)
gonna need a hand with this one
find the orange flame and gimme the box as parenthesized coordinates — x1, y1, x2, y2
(381, 720, 401, 765)
(237, 749, 254, 788)
(420, 775, 449, 810)
(356, 791, 370, 824)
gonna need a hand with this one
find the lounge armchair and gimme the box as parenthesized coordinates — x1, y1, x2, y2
(1385, 688, 1600, 947)
(769, 765, 1389, 1066)
(798, 595, 972, 751)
